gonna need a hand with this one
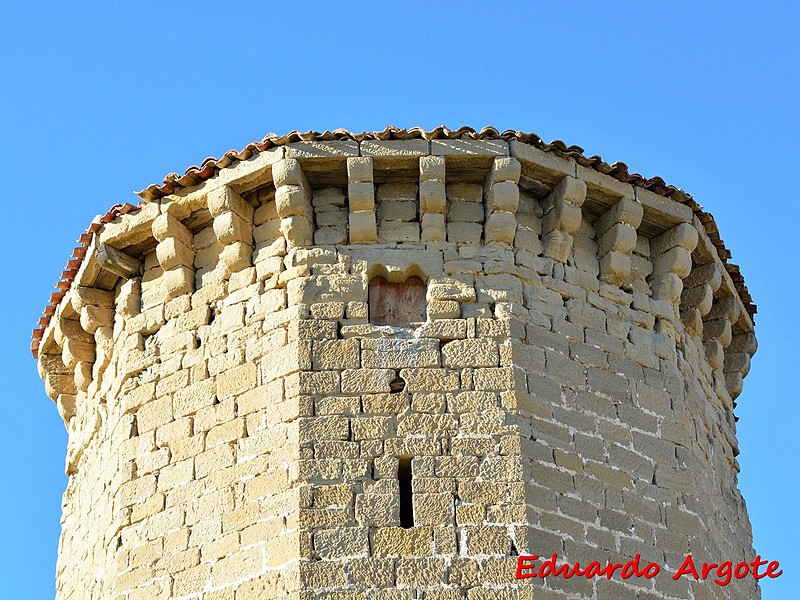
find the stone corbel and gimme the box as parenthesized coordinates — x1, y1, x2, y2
(484, 157, 521, 246)
(151, 213, 195, 300)
(273, 158, 313, 248)
(208, 185, 255, 275)
(540, 175, 587, 262)
(648, 223, 698, 305)
(54, 315, 95, 395)
(346, 157, 377, 243)
(419, 156, 446, 242)
(725, 332, 757, 400)
(71, 286, 115, 381)
(680, 262, 722, 337)
(595, 197, 643, 288)
(38, 352, 77, 417)
(703, 296, 741, 404)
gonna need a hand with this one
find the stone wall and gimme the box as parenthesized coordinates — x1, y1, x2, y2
(36, 135, 758, 599)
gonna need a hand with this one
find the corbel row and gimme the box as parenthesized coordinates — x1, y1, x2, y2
(676, 251, 756, 402)
(38, 284, 117, 424)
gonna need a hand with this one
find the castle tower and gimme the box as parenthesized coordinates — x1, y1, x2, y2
(33, 127, 759, 599)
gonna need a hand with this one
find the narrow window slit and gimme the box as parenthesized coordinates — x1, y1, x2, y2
(398, 457, 414, 529)
(390, 373, 406, 394)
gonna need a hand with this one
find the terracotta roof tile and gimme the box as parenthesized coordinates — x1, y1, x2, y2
(30, 126, 756, 358)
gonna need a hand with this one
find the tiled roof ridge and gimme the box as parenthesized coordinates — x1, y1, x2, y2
(31, 126, 756, 358)
(137, 126, 691, 202)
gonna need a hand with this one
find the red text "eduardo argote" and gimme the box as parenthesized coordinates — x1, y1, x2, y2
(516, 553, 782, 587)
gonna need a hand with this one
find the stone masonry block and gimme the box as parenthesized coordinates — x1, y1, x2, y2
(427, 276, 476, 303)
(420, 155, 445, 181)
(681, 284, 714, 315)
(476, 274, 523, 304)
(379, 220, 419, 242)
(543, 200, 582, 236)
(492, 156, 522, 182)
(651, 246, 692, 279)
(348, 182, 375, 211)
(275, 185, 312, 220)
(684, 262, 722, 291)
(272, 158, 306, 188)
(544, 175, 587, 211)
(207, 185, 253, 220)
(341, 368, 395, 394)
(489, 181, 520, 213)
(156, 237, 193, 270)
(312, 339, 360, 370)
(598, 223, 638, 256)
(421, 212, 446, 242)
(399, 368, 460, 392)
(349, 210, 378, 243)
(650, 222, 699, 256)
(441, 339, 499, 368)
(372, 526, 433, 557)
(152, 213, 193, 246)
(420, 179, 446, 214)
(541, 230, 573, 263)
(314, 528, 369, 559)
(361, 338, 440, 369)
(427, 299, 460, 319)
(596, 197, 643, 234)
(313, 187, 347, 208)
(280, 215, 313, 247)
(377, 200, 416, 222)
(214, 211, 252, 246)
(599, 251, 631, 286)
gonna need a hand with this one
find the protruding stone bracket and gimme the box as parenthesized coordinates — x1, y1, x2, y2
(347, 157, 378, 243)
(70, 286, 114, 379)
(208, 185, 255, 276)
(419, 156, 446, 242)
(96, 244, 141, 279)
(540, 175, 587, 262)
(702, 295, 742, 403)
(648, 223, 698, 305)
(53, 315, 95, 395)
(273, 159, 313, 249)
(692, 214, 754, 334)
(151, 213, 194, 301)
(679, 262, 721, 337)
(39, 352, 76, 414)
(596, 197, 643, 288)
(484, 157, 521, 246)
(725, 332, 757, 400)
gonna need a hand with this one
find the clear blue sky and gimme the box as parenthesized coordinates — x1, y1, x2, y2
(1, 2, 797, 598)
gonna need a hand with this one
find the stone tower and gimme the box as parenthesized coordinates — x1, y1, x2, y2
(33, 127, 759, 600)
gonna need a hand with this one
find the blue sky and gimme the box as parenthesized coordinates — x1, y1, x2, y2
(1, 2, 797, 598)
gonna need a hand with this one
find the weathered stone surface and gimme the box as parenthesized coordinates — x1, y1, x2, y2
(35, 130, 759, 600)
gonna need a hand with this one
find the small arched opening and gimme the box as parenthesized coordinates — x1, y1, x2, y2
(368, 275, 427, 328)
